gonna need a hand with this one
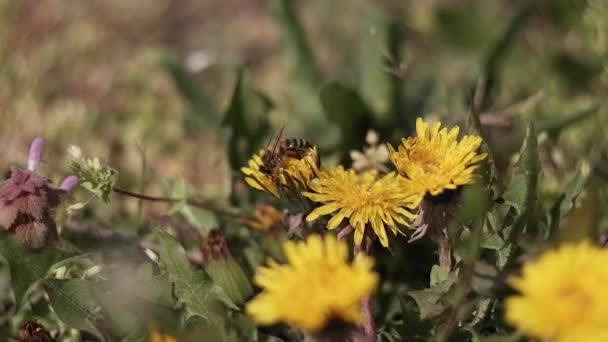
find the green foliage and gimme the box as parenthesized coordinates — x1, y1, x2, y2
(0, 235, 69, 308)
(162, 53, 220, 131)
(156, 231, 257, 341)
(44, 279, 104, 341)
(320, 81, 371, 160)
(502, 124, 540, 240)
(542, 171, 589, 239)
(223, 67, 273, 171)
(358, 8, 402, 128)
(157, 232, 238, 318)
(1, 1, 607, 341)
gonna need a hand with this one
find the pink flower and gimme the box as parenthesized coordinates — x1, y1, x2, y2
(0, 138, 78, 248)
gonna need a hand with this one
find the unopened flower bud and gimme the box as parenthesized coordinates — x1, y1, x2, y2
(59, 176, 79, 192)
(201, 230, 253, 304)
(27, 137, 45, 172)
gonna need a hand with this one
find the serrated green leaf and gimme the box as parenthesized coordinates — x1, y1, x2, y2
(45, 279, 104, 341)
(408, 287, 446, 320)
(503, 123, 539, 220)
(408, 271, 458, 319)
(543, 171, 588, 239)
(0, 234, 68, 307)
(157, 231, 238, 321)
(499, 123, 539, 269)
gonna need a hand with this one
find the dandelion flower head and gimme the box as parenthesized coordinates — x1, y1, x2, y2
(303, 166, 422, 247)
(246, 234, 378, 333)
(506, 241, 608, 342)
(388, 118, 487, 196)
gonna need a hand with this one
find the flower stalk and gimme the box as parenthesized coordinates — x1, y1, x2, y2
(353, 228, 377, 342)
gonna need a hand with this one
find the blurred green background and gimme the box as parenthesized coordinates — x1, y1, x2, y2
(1, 1, 608, 340)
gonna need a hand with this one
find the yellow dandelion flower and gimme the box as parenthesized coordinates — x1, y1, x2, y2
(244, 203, 283, 232)
(506, 241, 608, 342)
(388, 117, 487, 196)
(302, 166, 423, 247)
(241, 147, 320, 197)
(246, 234, 378, 333)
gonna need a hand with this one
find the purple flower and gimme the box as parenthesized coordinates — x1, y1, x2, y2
(0, 138, 78, 248)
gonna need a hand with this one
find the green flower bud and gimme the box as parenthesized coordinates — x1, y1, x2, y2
(201, 230, 253, 305)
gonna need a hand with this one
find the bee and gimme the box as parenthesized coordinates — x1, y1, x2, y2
(259, 127, 316, 180)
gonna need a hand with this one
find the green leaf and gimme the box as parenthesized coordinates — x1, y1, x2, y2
(430, 265, 449, 287)
(95, 265, 177, 339)
(223, 67, 272, 171)
(408, 287, 446, 320)
(157, 231, 238, 321)
(499, 123, 539, 268)
(320, 81, 371, 159)
(393, 296, 432, 341)
(473, 2, 536, 111)
(161, 53, 219, 128)
(358, 7, 401, 127)
(502, 123, 539, 217)
(456, 183, 492, 263)
(467, 110, 497, 189)
(267, 0, 322, 91)
(408, 271, 458, 319)
(223, 67, 272, 138)
(537, 105, 599, 138)
(168, 178, 218, 235)
(0, 235, 68, 307)
(44, 279, 104, 341)
(543, 171, 588, 239)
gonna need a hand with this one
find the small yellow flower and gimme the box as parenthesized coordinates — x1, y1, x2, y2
(149, 330, 177, 342)
(303, 167, 423, 247)
(388, 118, 487, 196)
(244, 203, 283, 232)
(241, 147, 320, 197)
(246, 234, 378, 333)
(506, 241, 608, 342)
